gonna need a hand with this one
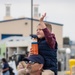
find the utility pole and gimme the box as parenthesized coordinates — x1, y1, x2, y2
(31, 0, 33, 35)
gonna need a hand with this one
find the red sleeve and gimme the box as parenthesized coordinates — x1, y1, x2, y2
(42, 28, 56, 49)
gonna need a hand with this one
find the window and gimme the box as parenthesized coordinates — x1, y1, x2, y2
(34, 7, 38, 12)
(34, 7, 38, 17)
(6, 6, 10, 16)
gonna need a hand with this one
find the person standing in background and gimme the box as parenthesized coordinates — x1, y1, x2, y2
(2, 58, 10, 75)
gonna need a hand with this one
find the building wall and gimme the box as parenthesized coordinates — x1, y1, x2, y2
(52, 24, 63, 48)
(0, 19, 30, 36)
(0, 18, 63, 48)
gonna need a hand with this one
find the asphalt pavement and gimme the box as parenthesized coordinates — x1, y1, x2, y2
(58, 71, 66, 75)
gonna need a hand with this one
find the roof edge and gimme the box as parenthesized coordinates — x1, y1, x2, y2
(0, 17, 63, 26)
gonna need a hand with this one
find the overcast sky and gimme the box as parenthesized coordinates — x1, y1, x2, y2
(0, 0, 75, 41)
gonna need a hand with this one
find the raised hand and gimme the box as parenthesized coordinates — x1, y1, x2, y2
(40, 13, 46, 22)
(39, 13, 46, 29)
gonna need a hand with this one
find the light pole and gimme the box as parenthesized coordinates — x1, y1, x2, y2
(66, 48, 71, 70)
(31, 0, 33, 35)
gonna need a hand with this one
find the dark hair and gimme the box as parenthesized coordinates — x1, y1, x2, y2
(9, 57, 12, 60)
(2, 58, 7, 63)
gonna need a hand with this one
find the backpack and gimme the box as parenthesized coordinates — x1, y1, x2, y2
(9, 66, 14, 75)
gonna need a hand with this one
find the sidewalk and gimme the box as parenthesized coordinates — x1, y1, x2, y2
(58, 71, 65, 75)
